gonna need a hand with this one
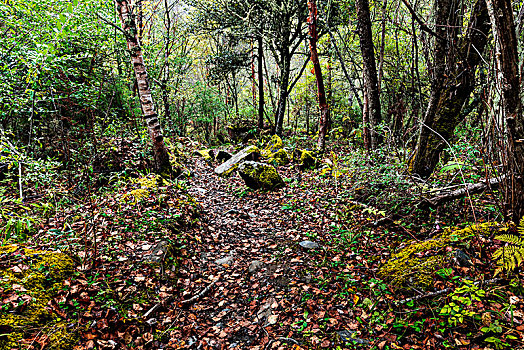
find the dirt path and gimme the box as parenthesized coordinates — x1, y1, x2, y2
(171, 156, 357, 349)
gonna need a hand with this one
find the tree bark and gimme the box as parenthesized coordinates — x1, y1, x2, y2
(307, 0, 330, 152)
(356, 0, 382, 149)
(487, 0, 524, 222)
(257, 35, 264, 130)
(115, 0, 171, 174)
(410, 0, 490, 178)
(274, 45, 291, 135)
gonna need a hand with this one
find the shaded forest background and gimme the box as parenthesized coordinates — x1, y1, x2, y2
(2, 0, 524, 348)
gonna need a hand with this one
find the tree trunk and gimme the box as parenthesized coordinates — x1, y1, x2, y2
(257, 35, 264, 130)
(308, 0, 330, 152)
(115, 0, 171, 174)
(487, 0, 524, 222)
(410, 0, 490, 178)
(275, 48, 291, 135)
(356, 0, 382, 149)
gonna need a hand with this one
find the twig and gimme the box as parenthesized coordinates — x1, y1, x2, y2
(265, 337, 299, 350)
(18, 162, 23, 200)
(95, 13, 126, 35)
(399, 0, 445, 42)
(395, 278, 504, 305)
(180, 280, 217, 305)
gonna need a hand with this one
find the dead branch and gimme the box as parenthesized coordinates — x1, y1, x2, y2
(422, 176, 503, 207)
(180, 280, 217, 305)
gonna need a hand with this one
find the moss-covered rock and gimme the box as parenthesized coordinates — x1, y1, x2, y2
(261, 135, 283, 158)
(378, 222, 500, 290)
(238, 161, 285, 190)
(193, 149, 214, 161)
(268, 149, 291, 166)
(0, 245, 76, 349)
(295, 149, 317, 170)
(215, 150, 232, 163)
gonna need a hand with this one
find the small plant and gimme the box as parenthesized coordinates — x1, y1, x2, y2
(493, 217, 524, 275)
(439, 279, 485, 326)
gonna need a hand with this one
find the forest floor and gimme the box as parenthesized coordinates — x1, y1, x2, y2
(2, 138, 524, 350)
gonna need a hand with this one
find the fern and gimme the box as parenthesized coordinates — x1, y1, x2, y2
(493, 217, 524, 275)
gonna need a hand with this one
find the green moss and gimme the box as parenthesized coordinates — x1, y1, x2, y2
(194, 149, 213, 161)
(0, 245, 76, 349)
(262, 135, 283, 158)
(297, 150, 317, 170)
(238, 161, 284, 190)
(268, 149, 290, 166)
(378, 222, 500, 290)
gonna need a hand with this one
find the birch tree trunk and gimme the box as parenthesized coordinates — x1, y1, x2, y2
(308, 0, 330, 152)
(487, 0, 524, 222)
(115, 0, 171, 175)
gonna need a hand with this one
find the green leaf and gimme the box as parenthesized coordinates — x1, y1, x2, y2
(67, 3, 73, 13)
(59, 13, 67, 23)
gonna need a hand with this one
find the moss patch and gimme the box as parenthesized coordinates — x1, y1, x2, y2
(0, 244, 76, 349)
(296, 149, 317, 170)
(268, 149, 290, 166)
(378, 222, 500, 290)
(194, 149, 214, 161)
(262, 135, 283, 158)
(238, 161, 284, 190)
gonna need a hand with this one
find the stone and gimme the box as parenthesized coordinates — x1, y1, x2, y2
(454, 249, 472, 267)
(215, 150, 232, 163)
(216, 255, 234, 266)
(214, 145, 260, 177)
(296, 149, 317, 170)
(194, 149, 214, 161)
(299, 240, 320, 249)
(238, 161, 284, 190)
(268, 149, 291, 165)
(142, 241, 173, 264)
(337, 330, 369, 345)
(248, 260, 265, 273)
(261, 135, 283, 158)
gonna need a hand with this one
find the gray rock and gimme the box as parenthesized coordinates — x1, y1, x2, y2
(238, 161, 284, 190)
(249, 260, 265, 273)
(214, 145, 260, 177)
(337, 330, 369, 345)
(299, 240, 320, 249)
(215, 150, 232, 163)
(216, 255, 234, 266)
(454, 249, 472, 267)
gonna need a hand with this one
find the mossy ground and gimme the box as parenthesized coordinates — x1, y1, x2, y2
(0, 245, 76, 349)
(379, 222, 500, 290)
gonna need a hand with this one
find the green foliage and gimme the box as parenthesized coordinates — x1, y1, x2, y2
(439, 279, 486, 326)
(493, 217, 524, 275)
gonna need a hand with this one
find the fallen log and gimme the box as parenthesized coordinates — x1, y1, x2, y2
(423, 176, 503, 207)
